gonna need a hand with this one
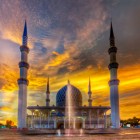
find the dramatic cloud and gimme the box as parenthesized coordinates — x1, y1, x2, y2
(0, 0, 140, 124)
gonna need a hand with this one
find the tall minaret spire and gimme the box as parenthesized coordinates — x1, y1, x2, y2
(88, 77, 92, 106)
(67, 79, 70, 85)
(46, 77, 50, 106)
(18, 21, 29, 129)
(22, 20, 28, 46)
(88, 77, 91, 92)
(108, 22, 120, 128)
(110, 21, 115, 47)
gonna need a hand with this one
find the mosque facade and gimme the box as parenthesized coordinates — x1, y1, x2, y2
(17, 21, 120, 129)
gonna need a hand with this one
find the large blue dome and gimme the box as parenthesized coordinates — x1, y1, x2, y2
(56, 84, 82, 107)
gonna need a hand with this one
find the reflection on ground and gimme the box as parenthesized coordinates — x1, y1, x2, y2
(0, 129, 140, 140)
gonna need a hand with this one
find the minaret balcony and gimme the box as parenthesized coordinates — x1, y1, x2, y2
(108, 47, 117, 54)
(88, 91, 92, 95)
(19, 62, 29, 69)
(88, 99, 92, 102)
(18, 78, 29, 85)
(108, 62, 119, 70)
(46, 91, 50, 94)
(20, 45, 29, 53)
(109, 79, 119, 86)
(46, 99, 50, 102)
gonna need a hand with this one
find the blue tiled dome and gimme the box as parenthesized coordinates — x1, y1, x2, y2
(56, 85, 82, 107)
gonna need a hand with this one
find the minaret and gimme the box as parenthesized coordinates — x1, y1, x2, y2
(46, 77, 50, 106)
(108, 22, 120, 128)
(88, 77, 92, 106)
(17, 21, 29, 129)
(68, 79, 70, 84)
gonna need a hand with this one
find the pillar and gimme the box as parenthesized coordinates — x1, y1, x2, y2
(18, 21, 29, 129)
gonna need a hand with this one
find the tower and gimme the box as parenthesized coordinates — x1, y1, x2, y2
(17, 21, 29, 129)
(108, 22, 120, 128)
(46, 77, 50, 106)
(88, 77, 92, 106)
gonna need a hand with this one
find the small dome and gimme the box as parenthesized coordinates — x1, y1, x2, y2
(56, 84, 82, 107)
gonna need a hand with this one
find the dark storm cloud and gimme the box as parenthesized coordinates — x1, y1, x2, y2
(17, 0, 109, 77)
(0, 0, 139, 78)
(24, 0, 140, 77)
(57, 67, 69, 75)
(109, 0, 140, 67)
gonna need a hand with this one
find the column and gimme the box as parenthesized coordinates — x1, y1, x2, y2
(97, 109, 99, 128)
(54, 118, 56, 128)
(82, 118, 85, 129)
(31, 110, 34, 128)
(73, 118, 76, 129)
(64, 118, 65, 129)
(89, 110, 92, 128)
(17, 21, 29, 129)
(104, 111, 107, 128)
(108, 22, 120, 128)
(39, 112, 42, 128)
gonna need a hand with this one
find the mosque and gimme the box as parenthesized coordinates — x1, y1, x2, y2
(26, 79, 111, 129)
(17, 21, 120, 129)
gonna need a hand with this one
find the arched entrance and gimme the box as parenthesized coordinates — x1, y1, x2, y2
(64, 118, 83, 129)
(57, 121, 64, 129)
(75, 118, 83, 129)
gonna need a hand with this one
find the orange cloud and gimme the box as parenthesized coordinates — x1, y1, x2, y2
(1, 42, 140, 125)
(0, 0, 140, 125)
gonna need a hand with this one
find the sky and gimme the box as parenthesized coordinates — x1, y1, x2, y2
(0, 0, 140, 124)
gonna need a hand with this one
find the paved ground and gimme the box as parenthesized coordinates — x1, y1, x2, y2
(0, 129, 140, 140)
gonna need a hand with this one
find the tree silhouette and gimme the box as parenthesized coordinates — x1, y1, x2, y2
(121, 117, 140, 127)
(5, 120, 14, 128)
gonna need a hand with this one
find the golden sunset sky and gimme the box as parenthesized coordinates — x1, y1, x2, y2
(0, 0, 140, 124)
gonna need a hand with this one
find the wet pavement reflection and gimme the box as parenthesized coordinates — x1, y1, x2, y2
(0, 129, 140, 140)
